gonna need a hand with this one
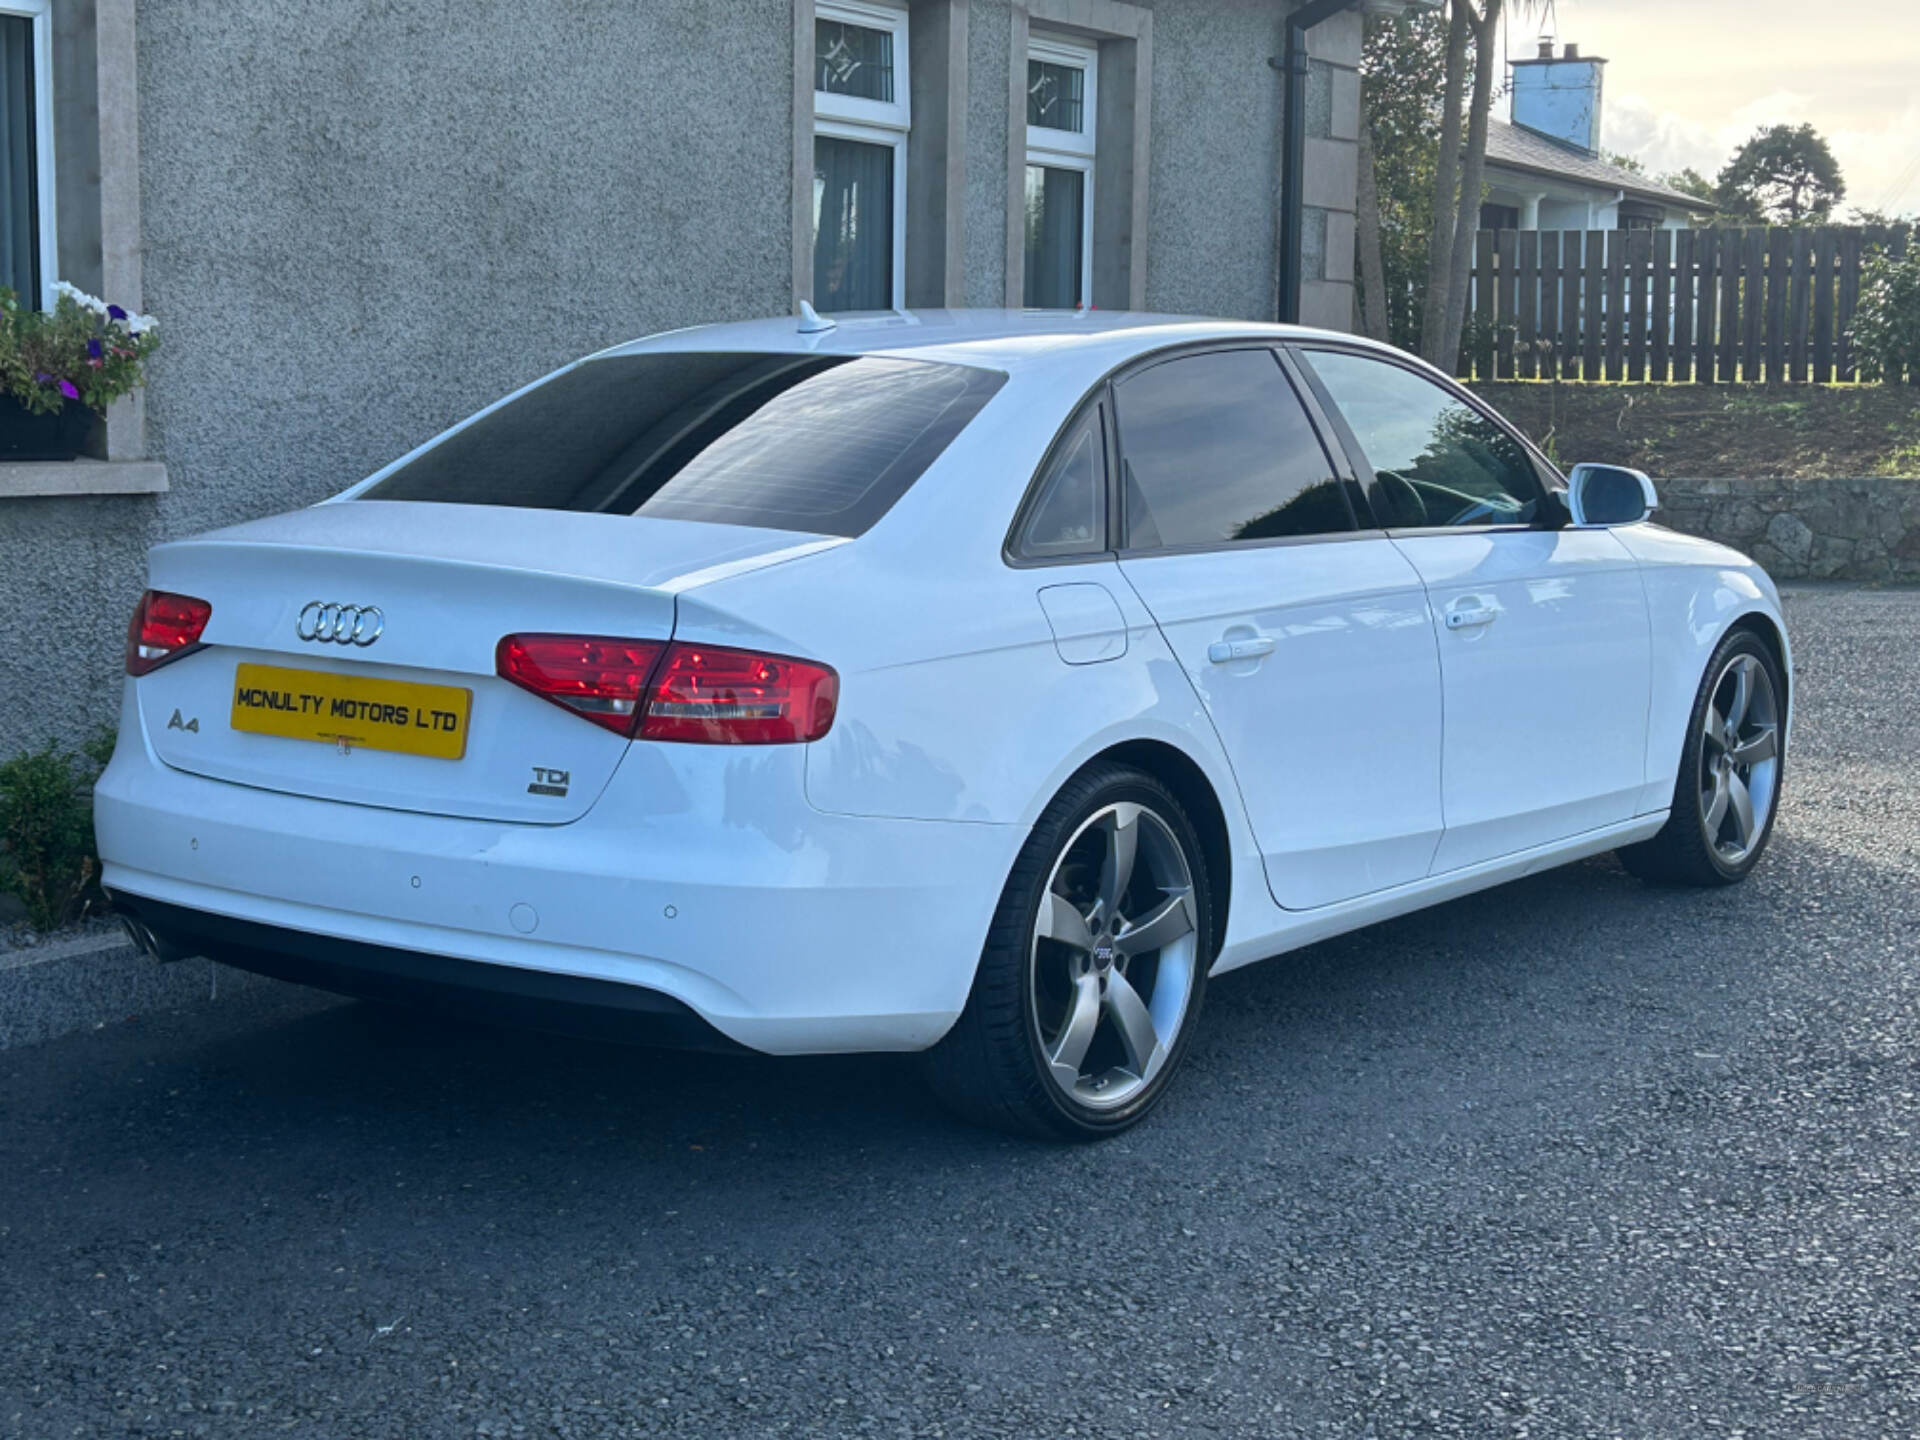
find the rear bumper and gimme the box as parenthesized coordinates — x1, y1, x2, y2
(95, 696, 1021, 1055)
(113, 893, 744, 1051)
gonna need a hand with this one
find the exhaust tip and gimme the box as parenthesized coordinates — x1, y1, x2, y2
(120, 915, 161, 959)
(117, 912, 197, 964)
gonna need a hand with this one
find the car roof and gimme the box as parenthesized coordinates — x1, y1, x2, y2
(597, 309, 1397, 380)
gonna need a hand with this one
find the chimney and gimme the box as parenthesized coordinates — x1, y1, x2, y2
(1510, 41, 1607, 154)
(1536, 37, 1554, 60)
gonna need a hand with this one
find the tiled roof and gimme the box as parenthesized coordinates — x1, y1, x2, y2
(1484, 119, 1714, 212)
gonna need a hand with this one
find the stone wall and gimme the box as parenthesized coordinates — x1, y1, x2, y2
(1657, 478, 1920, 583)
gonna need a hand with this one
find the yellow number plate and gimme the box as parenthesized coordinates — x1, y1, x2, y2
(230, 663, 472, 761)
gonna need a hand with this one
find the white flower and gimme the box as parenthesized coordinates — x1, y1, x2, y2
(126, 312, 157, 336)
(51, 280, 111, 317)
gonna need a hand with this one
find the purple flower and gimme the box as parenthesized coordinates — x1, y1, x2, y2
(58, 379, 79, 400)
(87, 337, 103, 359)
(106, 304, 127, 322)
(32, 370, 50, 384)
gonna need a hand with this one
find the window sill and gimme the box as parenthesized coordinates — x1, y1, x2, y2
(0, 458, 167, 498)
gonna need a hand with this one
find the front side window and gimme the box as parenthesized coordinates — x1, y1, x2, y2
(360, 352, 1005, 539)
(813, 3, 909, 312)
(1114, 349, 1354, 551)
(1301, 350, 1545, 529)
(1023, 35, 1095, 310)
(0, 2, 53, 309)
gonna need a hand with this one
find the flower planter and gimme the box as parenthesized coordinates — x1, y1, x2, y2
(0, 395, 96, 462)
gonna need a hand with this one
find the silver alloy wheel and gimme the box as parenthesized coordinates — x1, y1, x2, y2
(1699, 652, 1782, 865)
(1029, 801, 1200, 1111)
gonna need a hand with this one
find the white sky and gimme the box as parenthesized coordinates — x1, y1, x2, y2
(1512, 0, 1920, 216)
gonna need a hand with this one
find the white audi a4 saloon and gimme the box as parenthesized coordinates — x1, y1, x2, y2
(98, 310, 1790, 1138)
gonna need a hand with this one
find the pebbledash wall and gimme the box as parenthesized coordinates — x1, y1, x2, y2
(0, 0, 1367, 758)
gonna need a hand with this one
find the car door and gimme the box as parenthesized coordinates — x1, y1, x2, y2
(1295, 345, 1652, 874)
(1109, 346, 1445, 912)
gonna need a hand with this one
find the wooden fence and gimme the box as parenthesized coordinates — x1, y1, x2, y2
(1460, 224, 1914, 384)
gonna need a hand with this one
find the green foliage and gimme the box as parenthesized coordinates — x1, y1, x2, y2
(1360, 9, 1457, 352)
(1849, 239, 1920, 384)
(0, 286, 158, 416)
(1605, 150, 1648, 177)
(1458, 312, 1507, 381)
(0, 731, 113, 932)
(1714, 123, 1846, 226)
(1660, 167, 1718, 205)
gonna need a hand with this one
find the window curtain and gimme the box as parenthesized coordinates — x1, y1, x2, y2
(813, 136, 893, 313)
(0, 15, 37, 307)
(1024, 165, 1084, 309)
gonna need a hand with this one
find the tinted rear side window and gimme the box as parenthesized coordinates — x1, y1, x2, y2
(361, 352, 1005, 537)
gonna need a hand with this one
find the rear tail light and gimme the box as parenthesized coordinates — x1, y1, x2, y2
(496, 635, 837, 744)
(640, 644, 839, 745)
(126, 590, 212, 676)
(496, 635, 667, 734)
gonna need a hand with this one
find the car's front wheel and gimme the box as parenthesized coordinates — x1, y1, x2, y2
(1619, 627, 1786, 887)
(924, 763, 1213, 1139)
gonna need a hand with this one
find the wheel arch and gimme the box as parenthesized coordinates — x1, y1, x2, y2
(1075, 738, 1233, 963)
(1727, 610, 1791, 730)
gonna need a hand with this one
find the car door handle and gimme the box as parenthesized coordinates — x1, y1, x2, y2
(1208, 635, 1276, 664)
(1445, 602, 1499, 631)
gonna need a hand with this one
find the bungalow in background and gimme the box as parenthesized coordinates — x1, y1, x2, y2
(1479, 41, 1712, 233)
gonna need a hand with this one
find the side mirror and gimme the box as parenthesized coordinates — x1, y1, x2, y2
(1566, 464, 1658, 527)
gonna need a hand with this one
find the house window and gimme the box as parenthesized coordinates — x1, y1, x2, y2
(0, 0, 55, 311)
(813, 1, 909, 313)
(1023, 35, 1096, 310)
(1479, 202, 1520, 232)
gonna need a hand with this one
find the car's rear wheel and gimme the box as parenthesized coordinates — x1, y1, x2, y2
(924, 763, 1212, 1139)
(1619, 629, 1785, 887)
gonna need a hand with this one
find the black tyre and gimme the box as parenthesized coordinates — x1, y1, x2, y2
(1618, 628, 1786, 887)
(923, 763, 1213, 1140)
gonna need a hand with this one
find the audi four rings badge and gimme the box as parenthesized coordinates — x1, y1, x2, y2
(295, 601, 385, 646)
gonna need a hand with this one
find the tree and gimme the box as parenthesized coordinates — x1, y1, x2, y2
(1659, 167, 1716, 204)
(1714, 123, 1846, 225)
(1653, 167, 1719, 224)
(1605, 151, 1647, 177)
(1355, 9, 1452, 347)
(1849, 241, 1920, 382)
(1418, 0, 1505, 371)
(1355, 0, 1541, 367)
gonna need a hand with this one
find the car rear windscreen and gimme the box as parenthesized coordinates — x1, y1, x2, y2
(359, 352, 1006, 537)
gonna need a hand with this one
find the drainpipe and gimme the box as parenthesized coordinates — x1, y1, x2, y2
(1277, 0, 1362, 325)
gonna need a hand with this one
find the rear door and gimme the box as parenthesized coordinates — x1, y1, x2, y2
(1112, 346, 1446, 911)
(1295, 345, 1652, 872)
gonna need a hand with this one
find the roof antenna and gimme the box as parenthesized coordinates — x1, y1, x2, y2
(797, 300, 837, 334)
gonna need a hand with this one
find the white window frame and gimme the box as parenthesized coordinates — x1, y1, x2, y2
(1023, 34, 1096, 309)
(813, 0, 909, 311)
(0, 0, 58, 312)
